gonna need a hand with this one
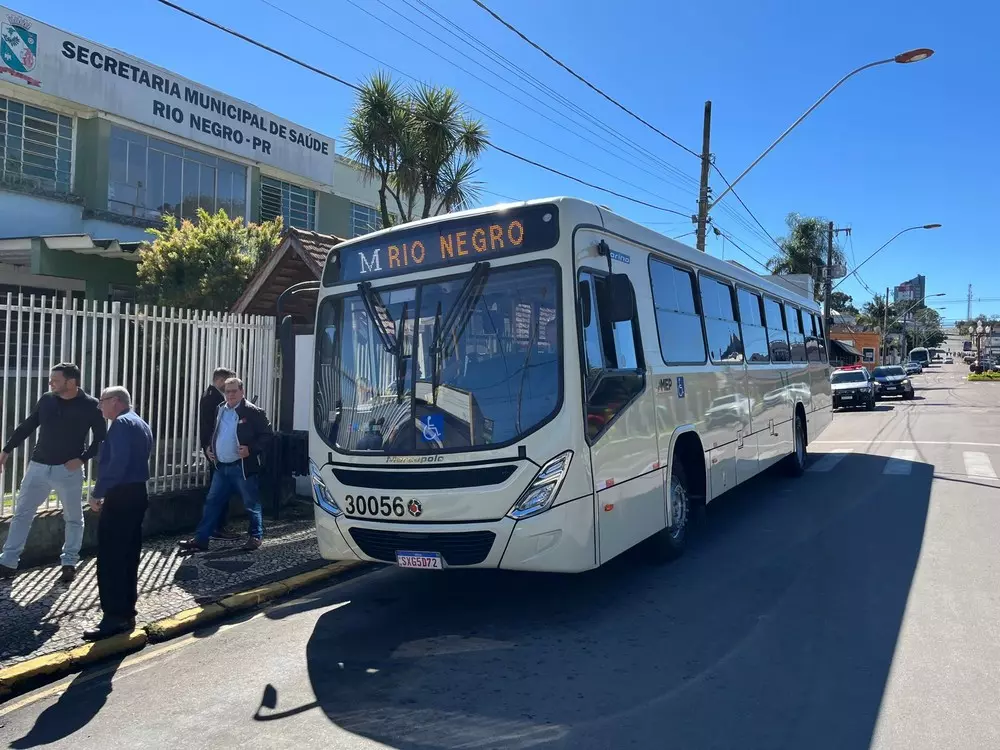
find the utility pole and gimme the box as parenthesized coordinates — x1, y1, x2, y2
(695, 101, 712, 252)
(823, 223, 850, 359)
(967, 284, 973, 323)
(882, 286, 890, 364)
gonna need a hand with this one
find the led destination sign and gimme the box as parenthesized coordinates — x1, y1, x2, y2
(330, 204, 560, 284)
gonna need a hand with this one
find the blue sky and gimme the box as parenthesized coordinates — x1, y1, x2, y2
(25, 0, 998, 322)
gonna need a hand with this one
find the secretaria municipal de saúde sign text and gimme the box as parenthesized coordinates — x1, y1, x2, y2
(0, 6, 335, 186)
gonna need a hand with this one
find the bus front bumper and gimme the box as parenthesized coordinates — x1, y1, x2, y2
(314, 493, 596, 573)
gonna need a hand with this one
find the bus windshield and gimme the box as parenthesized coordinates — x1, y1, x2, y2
(909, 348, 930, 363)
(314, 261, 561, 454)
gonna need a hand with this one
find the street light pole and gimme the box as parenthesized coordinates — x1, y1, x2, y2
(833, 223, 942, 291)
(694, 48, 934, 251)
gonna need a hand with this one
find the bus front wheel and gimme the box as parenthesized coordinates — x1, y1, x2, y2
(648, 462, 690, 562)
(784, 413, 807, 477)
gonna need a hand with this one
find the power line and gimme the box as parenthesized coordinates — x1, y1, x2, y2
(405, 0, 699, 191)
(259, 0, 690, 211)
(341, 0, 697, 198)
(711, 164, 782, 251)
(712, 226, 771, 271)
(156, 0, 689, 217)
(470, 0, 701, 159)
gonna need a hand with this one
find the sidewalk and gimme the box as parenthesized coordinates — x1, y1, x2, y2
(0, 508, 327, 670)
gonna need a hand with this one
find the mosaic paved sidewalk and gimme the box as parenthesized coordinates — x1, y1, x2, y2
(0, 510, 327, 669)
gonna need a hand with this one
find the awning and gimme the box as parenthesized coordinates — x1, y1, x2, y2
(0, 235, 143, 266)
(832, 339, 861, 357)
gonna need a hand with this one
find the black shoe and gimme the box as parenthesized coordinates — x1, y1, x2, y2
(178, 538, 209, 553)
(60, 565, 76, 583)
(0, 564, 16, 580)
(82, 618, 136, 642)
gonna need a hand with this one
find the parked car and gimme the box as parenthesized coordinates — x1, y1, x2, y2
(944, 357, 954, 364)
(831, 365, 877, 411)
(872, 365, 915, 400)
(904, 361, 923, 376)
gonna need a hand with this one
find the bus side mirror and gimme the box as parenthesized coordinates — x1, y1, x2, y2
(607, 273, 635, 322)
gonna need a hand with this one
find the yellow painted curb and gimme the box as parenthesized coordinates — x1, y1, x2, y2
(282, 561, 361, 592)
(145, 603, 227, 642)
(0, 560, 366, 697)
(218, 581, 289, 611)
(66, 629, 148, 667)
(0, 651, 72, 696)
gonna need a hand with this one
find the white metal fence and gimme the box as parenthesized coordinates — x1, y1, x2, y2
(1, 294, 278, 517)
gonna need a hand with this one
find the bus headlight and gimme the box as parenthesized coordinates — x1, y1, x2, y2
(507, 451, 573, 520)
(310, 459, 342, 517)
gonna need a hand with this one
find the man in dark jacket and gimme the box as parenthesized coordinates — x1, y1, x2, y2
(198, 367, 238, 540)
(84, 386, 153, 640)
(0, 363, 106, 582)
(180, 377, 273, 553)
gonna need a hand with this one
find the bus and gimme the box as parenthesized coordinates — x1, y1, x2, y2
(929, 348, 946, 361)
(308, 197, 832, 572)
(909, 347, 930, 365)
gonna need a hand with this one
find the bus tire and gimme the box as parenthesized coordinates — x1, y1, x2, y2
(648, 461, 690, 562)
(784, 412, 807, 477)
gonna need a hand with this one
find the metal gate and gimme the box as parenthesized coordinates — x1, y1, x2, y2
(1, 294, 278, 516)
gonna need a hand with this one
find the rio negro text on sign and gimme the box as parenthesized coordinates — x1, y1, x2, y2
(329, 204, 560, 284)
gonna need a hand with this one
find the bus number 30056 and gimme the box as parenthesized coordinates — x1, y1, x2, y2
(344, 494, 406, 517)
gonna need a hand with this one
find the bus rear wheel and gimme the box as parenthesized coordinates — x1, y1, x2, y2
(648, 461, 690, 562)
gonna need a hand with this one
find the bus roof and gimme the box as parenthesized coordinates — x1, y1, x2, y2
(328, 196, 818, 310)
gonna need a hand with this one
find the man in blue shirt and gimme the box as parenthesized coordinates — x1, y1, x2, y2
(83, 386, 153, 641)
(180, 377, 273, 553)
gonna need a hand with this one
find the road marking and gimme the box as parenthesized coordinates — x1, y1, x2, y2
(883, 449, 917, 475)
(814, 440, 1000, 449)
(963, 451, 998, 480)
(808, 449, 853, 473)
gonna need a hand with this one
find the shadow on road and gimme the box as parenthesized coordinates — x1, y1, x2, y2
(256, 452, 932, 750)
(8, 655, 127, 748)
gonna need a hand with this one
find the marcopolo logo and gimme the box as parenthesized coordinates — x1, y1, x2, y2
(385, 455, 444, 464)
(1, 13, 40, 87)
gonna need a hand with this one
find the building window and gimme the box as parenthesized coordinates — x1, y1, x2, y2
(0, 98, 73, 193)
(107, 124, 247, 222)
(260, 176, 315, 230)
(351, 202, 382, 237)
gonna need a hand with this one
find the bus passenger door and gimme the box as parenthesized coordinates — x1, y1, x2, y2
(578, 266, 663, 564)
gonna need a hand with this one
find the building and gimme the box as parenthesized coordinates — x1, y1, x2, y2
(0, 6, 388, 301)
(893, 274, 926, 305)
(830, 330, 883, 371)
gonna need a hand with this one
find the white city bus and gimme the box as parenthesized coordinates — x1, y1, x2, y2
(308, 197, 832, 572)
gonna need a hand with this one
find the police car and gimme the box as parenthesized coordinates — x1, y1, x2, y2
(830, 364, 877, 411)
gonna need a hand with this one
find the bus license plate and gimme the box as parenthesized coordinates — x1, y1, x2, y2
(396, 551, 443, 569)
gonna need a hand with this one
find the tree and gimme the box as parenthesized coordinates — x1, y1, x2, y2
(828, 291, 858, 316)
(137, 209, 282, 311)
(766, 213, 846, 300)
(344, 71, 489, 228)
(857, 294, 895, 330)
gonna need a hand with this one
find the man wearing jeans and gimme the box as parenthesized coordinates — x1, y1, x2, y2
(0, 363, 106, 583)
(180, 377, 272, 553)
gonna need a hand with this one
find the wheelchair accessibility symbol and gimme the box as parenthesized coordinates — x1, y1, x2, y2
(419, 414, 444, 442)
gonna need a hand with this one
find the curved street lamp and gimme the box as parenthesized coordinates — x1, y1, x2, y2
(833, 223, 941, 291)
(709, 48, 935, 210)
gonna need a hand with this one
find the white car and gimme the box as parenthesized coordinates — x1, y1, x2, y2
(944, 357, 954, 364)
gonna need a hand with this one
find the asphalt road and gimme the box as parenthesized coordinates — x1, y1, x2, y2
(3, 363, 999, 750)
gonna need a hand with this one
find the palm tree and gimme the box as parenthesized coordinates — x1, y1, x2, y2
(343, 73, 489, 228)
(766, 213, 846, 300)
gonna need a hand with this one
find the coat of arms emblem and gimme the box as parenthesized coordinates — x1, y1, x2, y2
(1, 14, 37, 76)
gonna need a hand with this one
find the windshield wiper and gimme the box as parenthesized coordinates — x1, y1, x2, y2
(394, 301, 410, 404)
(514, 313, 541, 435)
(357, 280, 396, 354)
(428, 261, 491, 400)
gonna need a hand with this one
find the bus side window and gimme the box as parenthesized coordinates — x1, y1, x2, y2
(786, 304, 807, 362)
(813, 314, 827, 362)
(806, 314, 822, 362)
(578, 269, 645, 442)
(764, 296, 790, 362)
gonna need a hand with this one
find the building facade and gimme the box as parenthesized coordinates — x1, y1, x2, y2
(0, 6, 386, 300)
(893, 274, 926, 304)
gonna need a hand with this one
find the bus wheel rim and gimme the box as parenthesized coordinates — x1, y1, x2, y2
(669, 475, 688, 540)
